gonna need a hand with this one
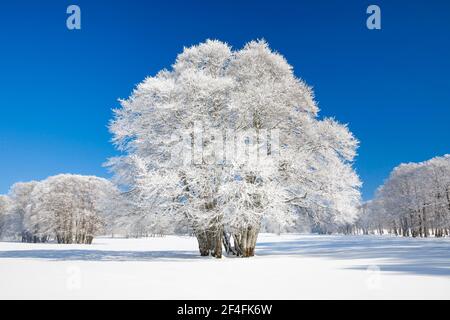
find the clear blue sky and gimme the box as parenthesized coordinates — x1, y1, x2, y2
(0, 0, 449, 200)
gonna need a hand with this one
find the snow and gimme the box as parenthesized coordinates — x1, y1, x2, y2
(1, 234, 450, 299)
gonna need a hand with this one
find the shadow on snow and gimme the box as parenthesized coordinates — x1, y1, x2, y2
(257, 235, 450, 277)
(0, 249, 202, 262)
(1, 235, 450, 277)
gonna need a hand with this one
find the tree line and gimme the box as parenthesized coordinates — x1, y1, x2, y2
(354, 155, 450, 237)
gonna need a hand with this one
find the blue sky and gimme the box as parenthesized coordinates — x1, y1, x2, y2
(0, 0, 449, 200)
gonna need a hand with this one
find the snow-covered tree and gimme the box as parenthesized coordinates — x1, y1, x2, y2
(358, 155, 450, 237)
(0, 195, 12, 239)
(8, 181, 40, 242)
(108, 39, 361, 257)
(25, 174, 119, 244)
(0, 196, 9, 217)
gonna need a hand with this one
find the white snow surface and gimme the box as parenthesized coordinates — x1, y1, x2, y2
(1, 234, 450, 299)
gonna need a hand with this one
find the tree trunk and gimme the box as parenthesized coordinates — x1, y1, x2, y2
(393, 220, 398, 236)
(195, 226, 223, 258)
(233, 226, 259, 257)
(422, 207, 428, 237)
(222, 231, 237, 255)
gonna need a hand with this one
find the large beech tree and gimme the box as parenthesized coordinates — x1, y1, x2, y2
(108, 39, 361, 257)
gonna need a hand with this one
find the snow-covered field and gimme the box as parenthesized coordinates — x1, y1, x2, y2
(1, 234, 450, 300)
